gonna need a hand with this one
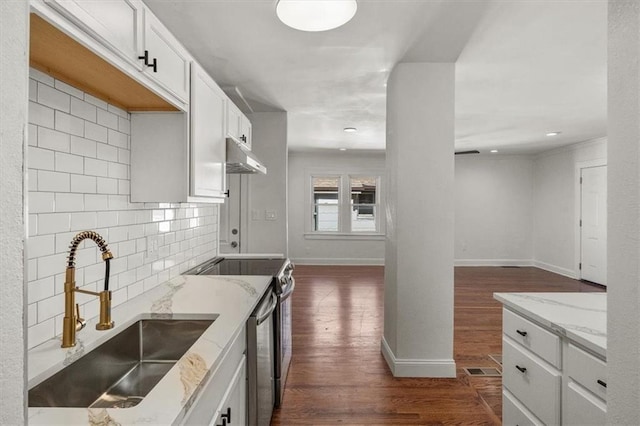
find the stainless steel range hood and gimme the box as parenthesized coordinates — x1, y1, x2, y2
(226, 136, 267, 174)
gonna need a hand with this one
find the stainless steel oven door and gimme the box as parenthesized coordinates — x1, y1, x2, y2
(247, 291, 277, 426)
(274, 276, 294, 407)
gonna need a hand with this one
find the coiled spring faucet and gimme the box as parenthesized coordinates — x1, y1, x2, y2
(62, 231, 114, 348)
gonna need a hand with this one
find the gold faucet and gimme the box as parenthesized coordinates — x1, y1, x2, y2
(62, 231, 115, 348)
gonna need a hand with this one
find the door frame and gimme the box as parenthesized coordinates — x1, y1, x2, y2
(574, 159, 607, 280)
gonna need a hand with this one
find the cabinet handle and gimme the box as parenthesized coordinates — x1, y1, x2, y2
(597, 379, 607, 388)
(221, 407, 231, 422)
(240, 134, 247, 143)
(515, 365, 527, 373)
(148, 57, 158, 73)
(516, 329, 527, 337)
(216, 418, 227, 426)
(138, 50, 150, 65)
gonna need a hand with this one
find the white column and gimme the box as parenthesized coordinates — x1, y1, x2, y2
(382, 62, 456, 377)
(0, 0, 29, 423)
(608, 1, 640, 424)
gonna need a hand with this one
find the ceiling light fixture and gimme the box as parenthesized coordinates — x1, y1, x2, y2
(339, 148, 347, 151)
(276, 0, 358, 32)
(490, 149, 498, 153)
(343, 127, 357, 133)
(546, 131, 561, 137)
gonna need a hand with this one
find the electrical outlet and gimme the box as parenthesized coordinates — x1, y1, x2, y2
(265, 210, 277, 221)
(147, 235, 159, 259)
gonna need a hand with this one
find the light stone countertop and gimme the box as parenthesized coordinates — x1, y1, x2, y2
(28, 274, 272, 425)
(494, 292, 606, 358)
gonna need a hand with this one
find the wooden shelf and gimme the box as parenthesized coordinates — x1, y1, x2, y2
(30, 13, 177, 112)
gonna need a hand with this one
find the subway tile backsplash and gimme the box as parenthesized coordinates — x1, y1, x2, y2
(27, 68, 218, 349)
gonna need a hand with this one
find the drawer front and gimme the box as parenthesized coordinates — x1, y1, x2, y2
(503, 338, 561, 426)
(503, 308, 561, 368)
(567, 343, 607, 402)
(503, 389, 543, 426)
(565, 381, 606, 425)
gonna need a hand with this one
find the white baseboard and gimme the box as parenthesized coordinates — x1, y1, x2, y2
(380, 337, 456, 378)
(533, 260, 577, 279)
(454, 258, 533, 267)
(291, 257, 384, 266)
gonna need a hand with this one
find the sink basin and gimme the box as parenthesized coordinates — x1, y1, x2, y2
(29, 318, 216, 409)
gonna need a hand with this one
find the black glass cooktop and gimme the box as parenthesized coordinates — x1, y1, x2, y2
(193, 258, 285, 276)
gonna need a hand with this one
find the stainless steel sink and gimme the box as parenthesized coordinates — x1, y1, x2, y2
(29, 318, 216, 409)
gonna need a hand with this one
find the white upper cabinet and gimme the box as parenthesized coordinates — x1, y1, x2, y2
(142, 10, 190, 103)
(44, 0, 144, 70)
(226, 99, 252, 150)
(226, 101, 242, 140)
(42, 0, 190, 107)
(191, 62, 227, 199)
(239, 113, 252, 150)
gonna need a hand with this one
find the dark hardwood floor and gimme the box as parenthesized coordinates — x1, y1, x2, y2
(271, 266, 604, 425)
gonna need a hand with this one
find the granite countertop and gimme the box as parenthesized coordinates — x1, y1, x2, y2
(28, 274, 272, 425)
(494, 292, 606, 358)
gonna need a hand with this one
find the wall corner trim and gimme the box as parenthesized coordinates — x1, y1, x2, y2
(380, 337, 457, 378)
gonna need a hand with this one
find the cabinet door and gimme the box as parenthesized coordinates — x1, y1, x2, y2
(143, 9, 190, 102)
(191, 63, 226, 198)
(239, 113, 252, 150)
(211, 356, 247, 426)
(45, 0, 143, 68)
(227, 101, 242, 140)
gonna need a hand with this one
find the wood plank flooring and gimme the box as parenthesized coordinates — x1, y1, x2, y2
(271, 265, 604, 425)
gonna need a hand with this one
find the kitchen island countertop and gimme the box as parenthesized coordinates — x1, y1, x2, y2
(28, 274, 272, 425)
(494, 292, 606, 358)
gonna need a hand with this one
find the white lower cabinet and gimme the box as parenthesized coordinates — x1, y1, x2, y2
(211, 356, 247, 426)
(501, 308, 607, 426)
(182, 326, 247, 425)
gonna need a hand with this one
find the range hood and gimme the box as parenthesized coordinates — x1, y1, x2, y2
(226, 136, 267, 174)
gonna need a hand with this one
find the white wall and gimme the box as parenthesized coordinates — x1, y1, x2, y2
(532, 138, 606, 277)
(455, 155, 533, 265)
(246, 112, 288, 255)
(288, 150, 385, 264)
(26, 69, 218, 349)
(0, 0, 28, 422)
(608, 1, 640, 423)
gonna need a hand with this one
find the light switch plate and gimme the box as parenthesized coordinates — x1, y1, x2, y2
(252, 209, 261, 220)
(265, 210, 277, 221)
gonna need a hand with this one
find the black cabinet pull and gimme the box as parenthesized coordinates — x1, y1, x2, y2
(138, 50, 150, 65)
(240, 135, 247, 143)
(149, 57, 157, 73)
(597, 379, 607, 388)
(515, 365, 527, 373)
(221, 407, 231, 422)
(516, 329, 527, 337)
(216, 418, 227, 426)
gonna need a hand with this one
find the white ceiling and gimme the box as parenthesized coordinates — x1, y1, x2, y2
(145, 0, 607, 154)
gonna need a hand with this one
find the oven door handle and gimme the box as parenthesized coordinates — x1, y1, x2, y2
(256, 292, 278, 325)
(280, 277, 295, 302)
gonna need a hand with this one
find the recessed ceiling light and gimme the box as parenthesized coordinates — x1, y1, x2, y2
(343, 127, 357, 133)
(339, 148, 347, 151)
(276, 0, 358, 32)
(546, 131, 561, 137)
(490, 149, 498, 153)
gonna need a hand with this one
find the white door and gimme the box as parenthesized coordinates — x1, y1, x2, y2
(580, 165, 607, 285)
(219, 174, 242, 253)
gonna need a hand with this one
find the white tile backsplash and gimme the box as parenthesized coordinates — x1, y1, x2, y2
(27, 71, 218, 349)
(38, 127, 70, 152)
(38, 82, 70, 112)
(37, 170, 70, 192)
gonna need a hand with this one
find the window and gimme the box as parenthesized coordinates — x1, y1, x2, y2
(310, 173, 382, 234)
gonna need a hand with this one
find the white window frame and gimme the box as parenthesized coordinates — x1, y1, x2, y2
(305, 168, 385, 239)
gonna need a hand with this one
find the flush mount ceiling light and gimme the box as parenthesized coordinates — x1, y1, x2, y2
(343, 127, 357, 133)
(339, 148, 347, 151)
(546, 131, 562, 137)
(490, 149, 498, 153)
(276, 0, 358, 32)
